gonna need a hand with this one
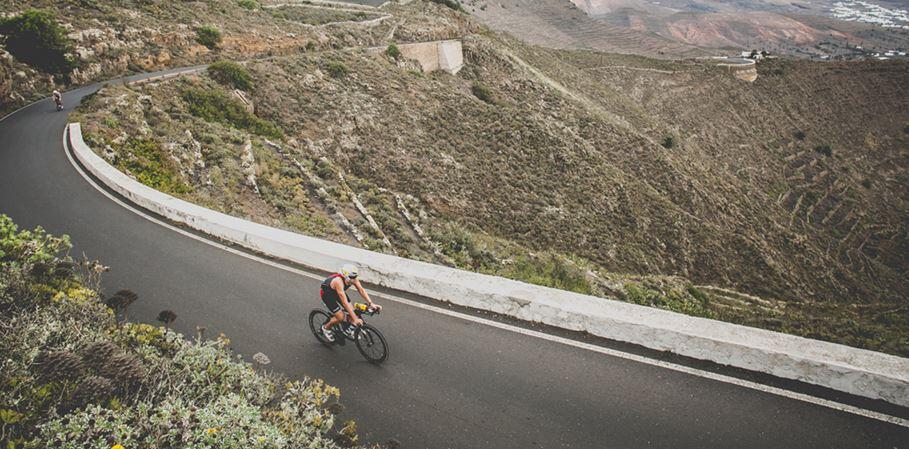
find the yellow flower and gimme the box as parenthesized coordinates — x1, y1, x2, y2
(206, 427, 219, 435)
(111, 445, 125, 449)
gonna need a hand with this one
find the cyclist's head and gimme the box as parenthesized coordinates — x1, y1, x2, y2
(340, 263, 359, 282)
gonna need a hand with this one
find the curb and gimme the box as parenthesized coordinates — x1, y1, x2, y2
(67, 120, 909, 407)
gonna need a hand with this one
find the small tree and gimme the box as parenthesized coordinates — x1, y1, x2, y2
(326, 62, 349, 78)
(386, 43, 401, 60)
(814, 144, 832, 157)
(0, 10, 75, 76)
(195, 26, 222, 50)
(471, 83, 495, 104)
(661, 136, 675, 149)
(793, 130, 806, 141)
(208, 60, 253, 90)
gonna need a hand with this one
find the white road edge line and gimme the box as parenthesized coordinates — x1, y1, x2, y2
(62, 128, 909, 429)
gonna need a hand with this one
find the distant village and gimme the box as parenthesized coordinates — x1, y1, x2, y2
(733, 1, 909, 62)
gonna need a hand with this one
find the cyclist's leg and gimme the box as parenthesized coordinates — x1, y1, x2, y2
(325, 310, 345, 329)
(321, 288, 344, 329)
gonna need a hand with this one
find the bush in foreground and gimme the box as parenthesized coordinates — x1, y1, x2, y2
(0, 215, 359, 448)
(208, 60, 254, 91)
(0, 10, 75, 76)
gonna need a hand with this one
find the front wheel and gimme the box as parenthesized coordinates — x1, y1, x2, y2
(355, 324, 388, 364)
(309, 309, 332, 345)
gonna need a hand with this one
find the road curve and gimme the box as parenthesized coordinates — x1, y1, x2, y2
(2, 71, 908, 449)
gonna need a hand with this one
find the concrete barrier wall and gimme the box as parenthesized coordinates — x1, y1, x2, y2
(68, 122, 909, 407)
(396, 40, 463, 74)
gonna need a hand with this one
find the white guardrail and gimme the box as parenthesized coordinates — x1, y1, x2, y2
(67, 122, 909, 407)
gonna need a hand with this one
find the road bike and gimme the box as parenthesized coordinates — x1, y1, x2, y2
(309, 302, 388, 364)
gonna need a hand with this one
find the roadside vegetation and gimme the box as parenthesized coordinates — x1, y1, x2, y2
(182, 88, 283, 138)
(115, 138, 191, 195)
(0, 215, 369, 449)
(207, 60, 254, 91)
(0, 10, 75, 78)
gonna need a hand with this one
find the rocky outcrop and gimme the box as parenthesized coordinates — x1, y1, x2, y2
(240, 140, 260, 194)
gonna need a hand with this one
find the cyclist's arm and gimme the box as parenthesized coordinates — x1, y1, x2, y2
(352, 279, 377, 308)
(333, 278, 357, 317)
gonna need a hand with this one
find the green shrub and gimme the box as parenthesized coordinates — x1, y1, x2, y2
(182, 88, 283, 138)
(238, 0, 259, 10)
(116, 138, 191, 195)
(471, 83, 495, 104)
(208, 60, 254, 90)
(623, 282, 714, 318)
(793, 130, 806, 140)
(0, 216, 355, 448)
(0, 215, 70, 268)
(505, 254, 591, 295)
(431, 223, 498, 271)
(315, 159, 335, 179)
(305, 41, 316, 51)
(386, 43, 401, 60)
(814, 144, 832, 157)
(195, 25, 222, 50)
(0, 10, 75, 75)
(326, 62, 349, 78)
(661, 136, 675, 149)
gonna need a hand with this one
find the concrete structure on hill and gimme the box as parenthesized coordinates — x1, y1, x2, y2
(394, 40, 464, 75)
(710, 57, 758, 82)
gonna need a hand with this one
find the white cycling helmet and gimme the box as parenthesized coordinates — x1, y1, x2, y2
(340, 263, 359, 281)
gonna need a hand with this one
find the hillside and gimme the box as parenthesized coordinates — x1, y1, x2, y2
(462, 0, 909, 59)
(0, 0, 468, 114)
(2, 1, 907, 355)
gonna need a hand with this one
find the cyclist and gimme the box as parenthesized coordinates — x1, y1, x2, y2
(319, 264, 381, 342)
(52, 90, 62, 110)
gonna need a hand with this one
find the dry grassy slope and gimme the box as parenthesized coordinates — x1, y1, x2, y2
(243, 31, 909, 309)
(506, 44, 909, 306)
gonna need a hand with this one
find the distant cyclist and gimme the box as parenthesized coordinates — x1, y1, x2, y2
(319, 264, 381, 342)
(52, 90, 62, 111)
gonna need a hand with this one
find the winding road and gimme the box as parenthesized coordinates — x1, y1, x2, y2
(1, 70, 908, 448)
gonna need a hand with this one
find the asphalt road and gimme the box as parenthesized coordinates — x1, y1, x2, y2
(1, 75, 907, 448)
